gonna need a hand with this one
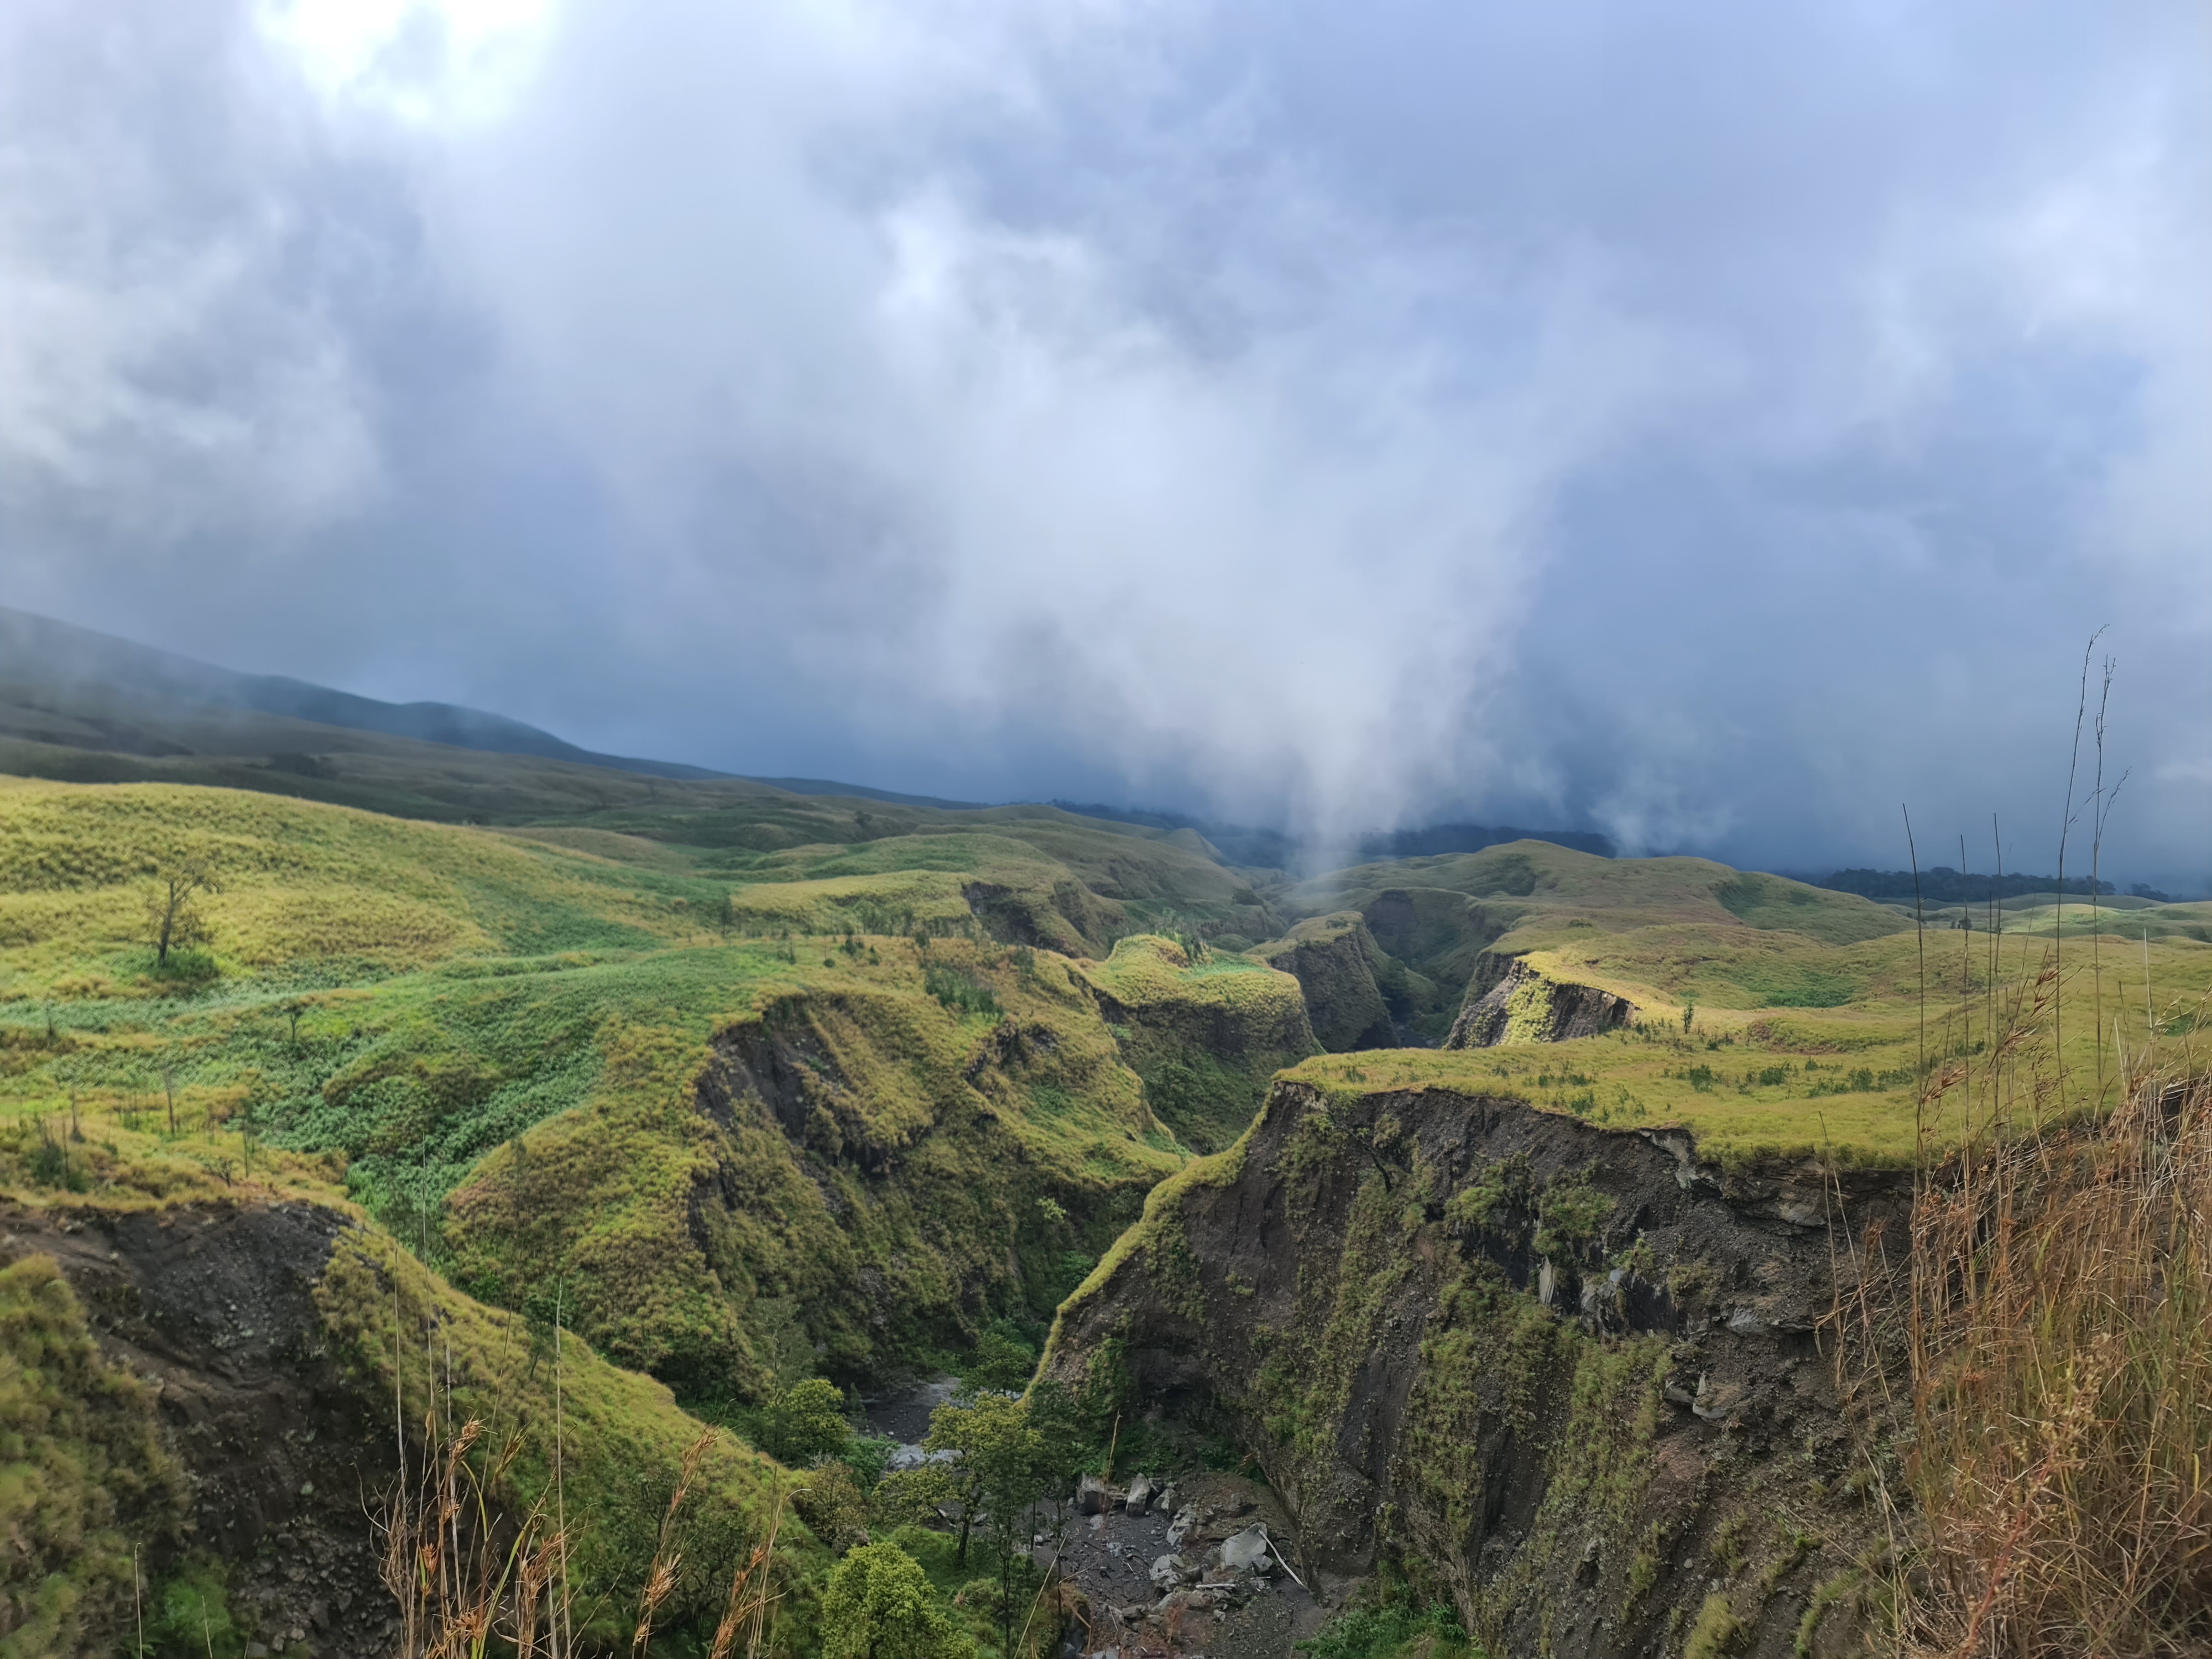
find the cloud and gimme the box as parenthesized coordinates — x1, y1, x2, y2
(1, 0, 2205, 877)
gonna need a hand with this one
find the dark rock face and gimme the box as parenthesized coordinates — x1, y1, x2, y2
(1044, 1082, 1902, 1659)
(1255, 917, 1399, 1053)
(1446, 954, 1637, 1047)
(2, 1201, 401, 1657)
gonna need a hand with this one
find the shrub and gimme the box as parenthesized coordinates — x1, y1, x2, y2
(819, 1542, 973, 1659)
(761, 1379, 852, 1465)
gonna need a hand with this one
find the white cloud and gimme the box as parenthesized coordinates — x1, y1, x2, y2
(1, 0, 2205, 870)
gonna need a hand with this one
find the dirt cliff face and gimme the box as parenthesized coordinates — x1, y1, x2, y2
(2, 1201, 402, 1656)
(1043, 1081, 1901, 1659)
(1255, 916, 1400, 1053)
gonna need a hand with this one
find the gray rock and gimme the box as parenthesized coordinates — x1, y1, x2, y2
(1124, 1474, 1153, 1516)
(1076, 1474, 1108, 1515)
(1165, 1505, 1197, 1548)
(1215, 1524, 1271, 1574)
(1149, 1553, 1197, 1592)
(1156, 1483, 1177, 1515)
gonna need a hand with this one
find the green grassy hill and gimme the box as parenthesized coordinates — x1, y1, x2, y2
(0, 779, 1287, 1404)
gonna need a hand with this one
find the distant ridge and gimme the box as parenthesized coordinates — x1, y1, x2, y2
(1355, 822, 1616, 861)
(1050, 801, 1613, 870)
(0, 606, 735, 783)
(749, 776, 985, 810)
(1815, 867, 2115, 902)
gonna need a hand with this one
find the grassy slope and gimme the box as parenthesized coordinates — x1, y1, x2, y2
(0, 1139, 819, 1651)
(1277, 897, 2212, 1167)
(0, 779, 1244, 1400)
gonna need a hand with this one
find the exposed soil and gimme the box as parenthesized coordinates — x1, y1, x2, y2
(1, 1200, 403, 1657)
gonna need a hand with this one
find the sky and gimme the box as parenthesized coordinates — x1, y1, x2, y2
(2, 0, 2207, 884)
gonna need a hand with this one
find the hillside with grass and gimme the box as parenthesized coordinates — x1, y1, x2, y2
(0, 780, 1289, 1396)
(7, 742, 2209, 1657)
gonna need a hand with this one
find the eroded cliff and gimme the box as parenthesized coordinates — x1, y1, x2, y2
(1042, 1078, 1899, 1658)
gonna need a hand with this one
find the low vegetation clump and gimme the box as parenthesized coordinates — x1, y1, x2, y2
(0, 1256, 181, 1652)
(1299, 1575, 1484, 1659)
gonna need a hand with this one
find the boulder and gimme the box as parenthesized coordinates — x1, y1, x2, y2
(1076, 1474, 1108, 1515)
(1215, 1524, 1272, 1575)
(1165, 1506, 1196, 1548)
(1149, 1554, 1197, 1593)
(1123, 1474, 1154, 1517)
(1156, 1484, 1178, 1516)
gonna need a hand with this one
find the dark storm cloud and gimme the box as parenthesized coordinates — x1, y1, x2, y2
(2, 1, 2205, 880)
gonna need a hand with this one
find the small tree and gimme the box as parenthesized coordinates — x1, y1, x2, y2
(925, 1392, 1055, 1658)
(144, 859, 221, 969)
(820, 1542, 972, 1659)
(793, 1461, 871, 1554)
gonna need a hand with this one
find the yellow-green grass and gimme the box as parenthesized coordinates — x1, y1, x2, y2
(0, 779, 737, 995)
(1285, 924, 2212, 1166)
(0, 1132, 822, 1646)
(1289, 841, 1910, 947)
(0, 1253, 181, 1652)
(315, 1225, 821, 1644)
(0, 926, 1188, 1391)
(716, 870, 983, 937)
(1080, 933, 1303, 1010)
(437, 935, 1187, 1392)
(1075, 935, 1318, 1151)
(0, 782, 1222, 1396)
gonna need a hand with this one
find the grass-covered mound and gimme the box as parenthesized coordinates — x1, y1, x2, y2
(1282, 914, 2212, 1165)
(1077, 935, 1318, 1151)
(439, 934, 1186, 1398)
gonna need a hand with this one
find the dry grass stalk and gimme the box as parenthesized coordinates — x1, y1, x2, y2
(707, 1484, 789, 1659)
(1838, 931, 2212, 1656)
(631, 1430, 716, 1653)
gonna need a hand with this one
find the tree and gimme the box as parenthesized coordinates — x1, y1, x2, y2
(763, 1378, 852, 1465)
(820, 1542, 972, 1659)
(144, 859, 220, 969)
(925, 1391, 1056, 1658)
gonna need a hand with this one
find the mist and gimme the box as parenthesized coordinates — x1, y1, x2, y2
(2, 1, 2206, 883)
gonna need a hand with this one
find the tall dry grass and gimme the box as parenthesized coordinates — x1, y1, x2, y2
(1835, 907, 2212, 1654)
(372, 1279, 788, 1659)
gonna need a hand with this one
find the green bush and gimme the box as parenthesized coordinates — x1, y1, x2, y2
(761, 1378, 852, 1464)
(820, 1542, 974, 1659)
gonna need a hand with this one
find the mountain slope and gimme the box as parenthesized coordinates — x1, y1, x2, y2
(1, 604, 724, 779)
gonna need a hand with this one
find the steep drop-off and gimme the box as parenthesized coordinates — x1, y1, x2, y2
(1254, 914, 1410, 1052)
(1, 1197, 804, 1655)
(1078, 935, 1318, 1153)
(1044, 1078, 1900, 1659)
(1446, 954, 1639, 1048)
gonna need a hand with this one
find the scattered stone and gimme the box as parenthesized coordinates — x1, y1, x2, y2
(1150, 1553, 1198, 1592)
(1166, 1506, 1197, 1548)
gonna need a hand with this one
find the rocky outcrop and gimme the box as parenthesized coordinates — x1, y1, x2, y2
(1446, 953, 1636, 1047)
(1254, 915, 1399, 1051)
(1043, 1081, 1902, 1659)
